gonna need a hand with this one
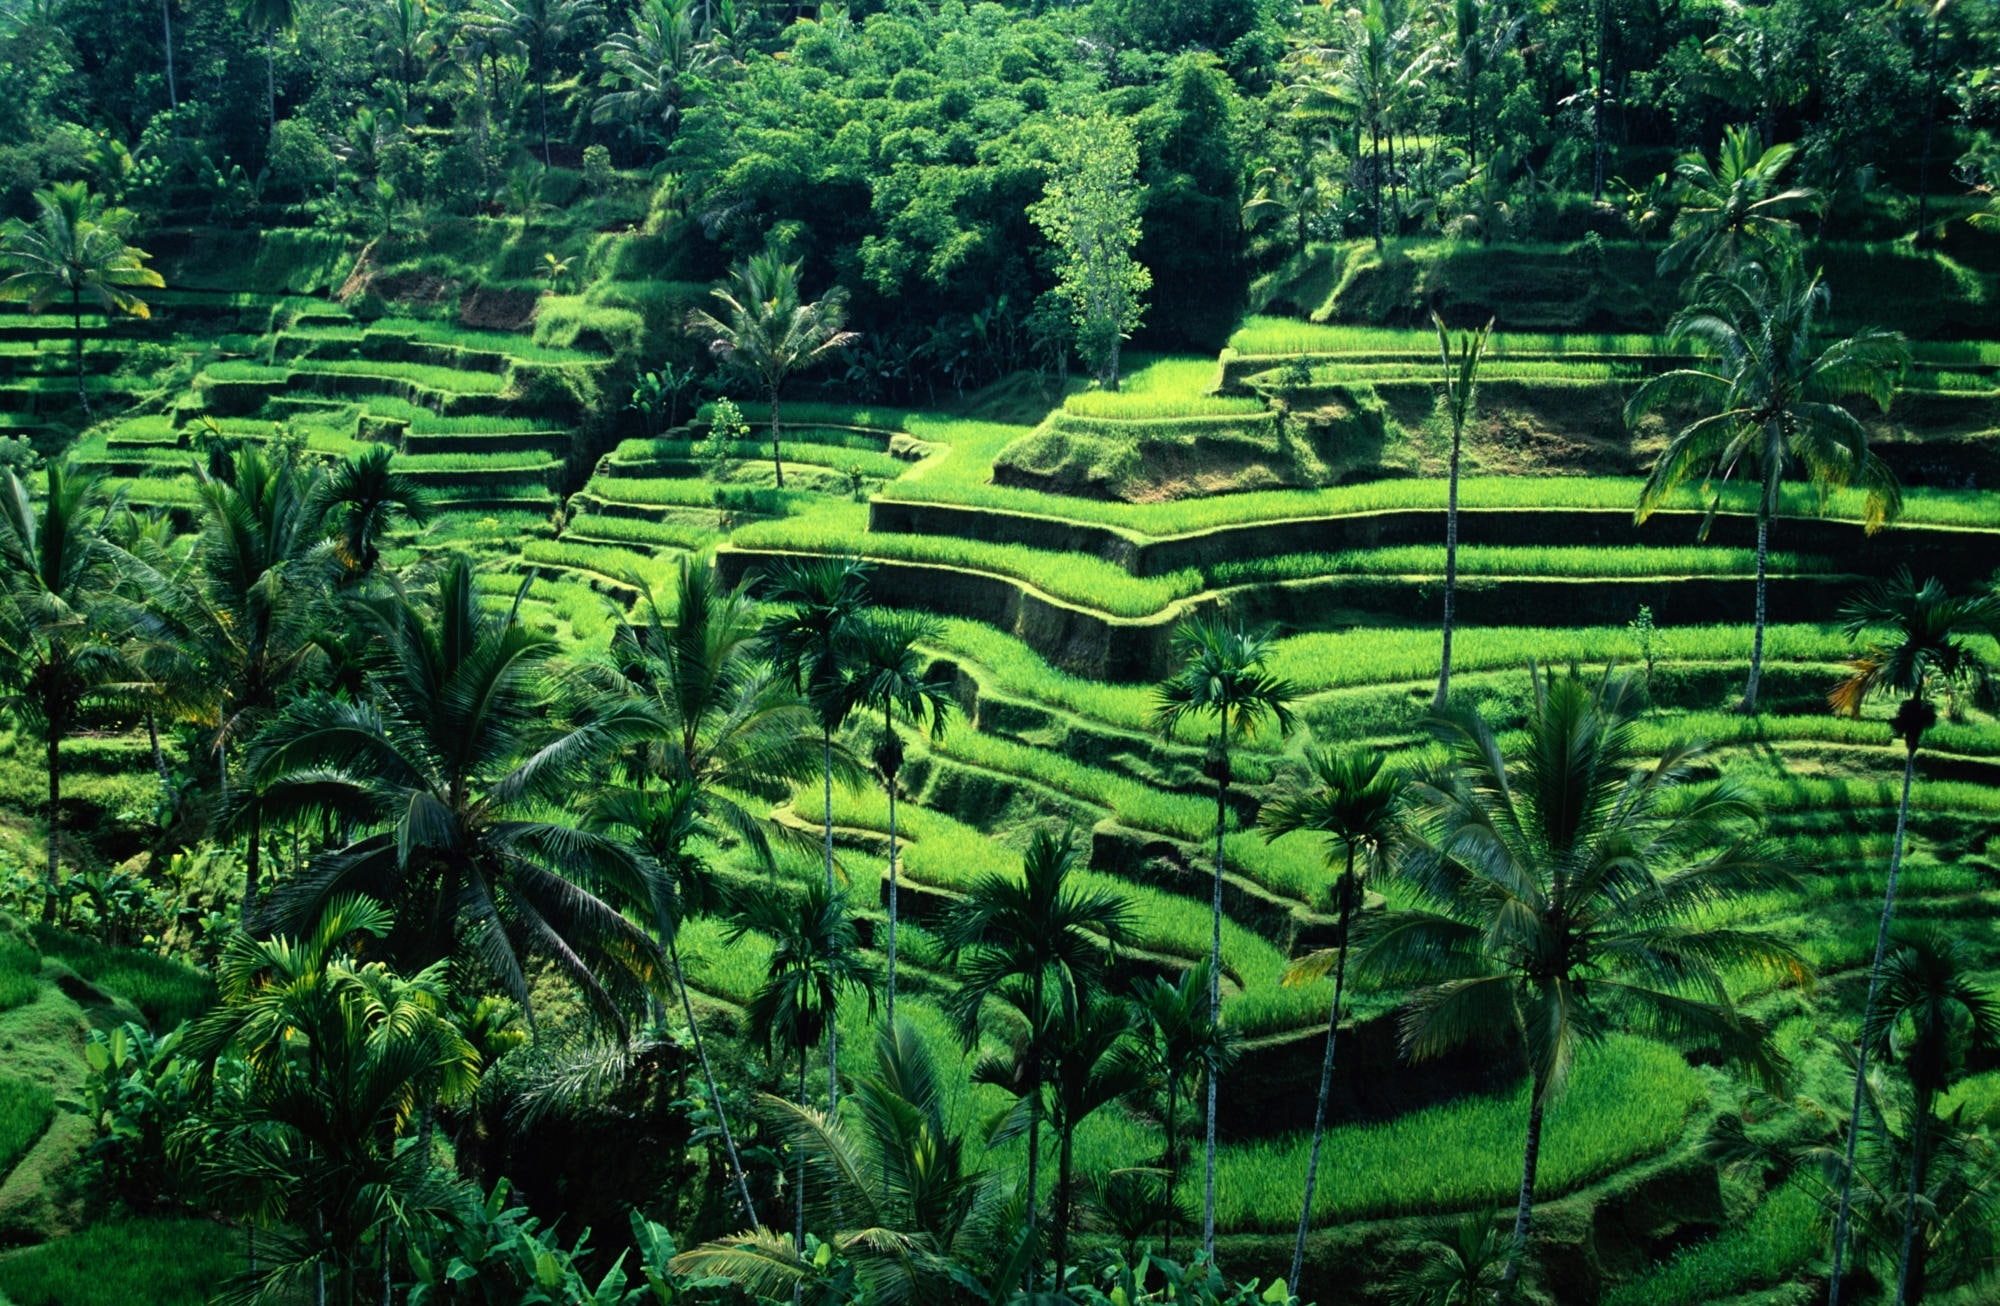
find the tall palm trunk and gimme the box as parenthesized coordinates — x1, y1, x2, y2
(819, 730, 838, 1112)
(1914, 15, 1942, 247)
(162, 0, 178, 108)
(42, 731, 60, 923)
(672, 934, 758, 1223)
(1829, 741, 1920, 1306)
(1436, 410, 1464, 710)
(794, 1049, 808, 1256)
(1501, 1092, 1547, 1285)
(1203, 760, 1226, 1261)
(1895, 1096, 1932, 1306)
(1163, 1075, 1179, 1259)
(1741, 509, 1770, 713)
(245, 800, 263, 918)
(1371, 128, 1384, 249)
(1055, 1117, 1077, 1289)
(884, 712, 900, 1026)
(1591, 0, 1609, 202)
(72, 287, 89, 416)
(769, 392, 785, 488)
(1288, 850, 1355, 1296)
(266, 47, 277, 133)
(1026, 970, 1044, 1280)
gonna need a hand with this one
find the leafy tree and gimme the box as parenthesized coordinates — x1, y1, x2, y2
(1627, 252, 1906, 712)
(729, 877, 876, 1253)
(686, 251, 859, 489)
(673, 1018, 1035, 1305)
(0, 465, 126, 921)
(1028, 113, 1151, 390)
(1656, 126, 1820, 277)
(1429, 313, 1493, 710)
(315, 445, 430, 581)
(1387, 1208, 1509, 1306)
(0, 182, 164, 415)
(1130, 960, 1233, 1262)
(847, 609, 953, 1026)
(253, 558, 661, 1022)
(1259, 746, 1408, 1298)
(1154, 614, 1293, 1261)
(1825, 570, 2000, 1302)
(182, 894, 478, 1306)
(944, 829, 1135, 1269)
(1361, 665, 1804, 1287)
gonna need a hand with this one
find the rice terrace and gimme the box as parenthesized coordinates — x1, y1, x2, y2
(3, 1, 2000, 1303)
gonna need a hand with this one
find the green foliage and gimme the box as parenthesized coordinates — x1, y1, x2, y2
(1603, 1175, 1821, 1306)
(0, 928, 38, 1011)
(1031, 113, 1151, 386)
(31, 926, 216, 1030)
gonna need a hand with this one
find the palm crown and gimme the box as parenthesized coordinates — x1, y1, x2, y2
(1658, 124, 1821, 275)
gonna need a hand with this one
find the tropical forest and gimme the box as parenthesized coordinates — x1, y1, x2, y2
(2, 0, 2000, 1302)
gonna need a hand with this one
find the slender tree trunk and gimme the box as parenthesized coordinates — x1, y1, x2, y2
(1914, 16, 1941, 248)
(795, 1049, 807, 1257)
(538, 69, 551, 170)
(1591, 0, 1609, 202)
(885, 742, 899, 1028)
(1025, 969, 1044, 1287)
(42, 732, 60, 923)
(1894, 1104, 1931, 1306)
(266, 47, 277, 134)
(770, 392, 785, 488)
(673, 935, 759, 1224)
(1289, 852, 1355, 1297)
(1386, 131, 1399, 237)
(1740, 509, 1769, 713)
(1435, 411, 1463, 711)
(162, 0, 177, 109)
(1371, 128, 1384, 250)
(1163, 1076, 1179, 1260)
(1106, 333, 1121, 392)
(244, 799, 263, 920)
(147, 711, 170, 789)
(73, 288, 89, 417)
(1501, 1092, 1547, 1286)
(1203, 770, 1226, 1261)
(1829, 744, 1920, 1306)
(821, 730, 837, 1113)
(1055, 1120, 1076, 1289)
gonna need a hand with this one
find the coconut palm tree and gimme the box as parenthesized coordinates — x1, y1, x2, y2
(476, 0, 606, 165)
(251, 558, 663, 1023)
(1259, 745, 1409, 1297)
(943, 829, 1135, 1268)
(181, 894, 479, 1306)
(729, 877, 876, 1253)
(592, 0, 722, 155)
(686, 251, 860, 488)
(1868, 929, 2000, 1306)
(0, 182, 164, 415)
(1626, 251, 1907, 712)
(848, 609, 953, 1025)
(1361, 665, 1805, 1287)
(1154, 614, 1294, 1259)
(234, 0, 299, 130)
(1430, 313, 1492, 710)
(315, 446, 430, 581)
(1657, 124, 1820, 277)
(672, 1018, 1035, 1305)
(1824, 570, 2000, 1305)
(0, 465, 128, 921)
(1130, 960, 1233, 1261)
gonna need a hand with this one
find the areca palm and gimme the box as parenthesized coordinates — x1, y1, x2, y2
(234, 0, 299, 130)
(672, 1018, 1033, 1306)
(1154, 614, 1294, 1260)
(1824, 570, 2000, 1305)
(1868, 929, 2000, 1306)
(686, 251, 860, 488)
(182, 894, 479, 1306)
(1430, 313, 1493, 710)
(316, 445, 430, 581)
(943, 830, 1135, 1266)
(1130, 960, 1233, 1261)
(0, 465, 127, 919)
(1657, 125, 1820, 277)
(252, 558, 662, 1023)
(730, 877, 877, 1253)
(477, 0, 605, 165)
(1044, 996, 1147, 1290)
(1259, 745, 1408, 1297)
(0, 182, 164, 415)
(1627, 251, 1907, 712)
(1361, 665, 1804, 1287)
(849, 609, 953, 1025)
